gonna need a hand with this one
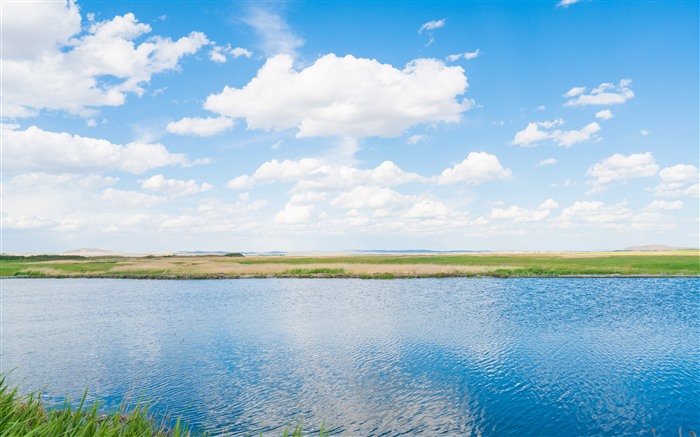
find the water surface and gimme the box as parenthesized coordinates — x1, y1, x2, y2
(3, 278, 698, 435)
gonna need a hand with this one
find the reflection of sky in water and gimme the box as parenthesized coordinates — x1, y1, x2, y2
(3, 278, 699, 435)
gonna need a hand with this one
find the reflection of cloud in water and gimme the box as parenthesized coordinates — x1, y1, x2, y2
(254, 279, 512, 434)
(3, 278, 698, 436)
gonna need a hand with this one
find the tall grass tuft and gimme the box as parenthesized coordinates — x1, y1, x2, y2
(0, 375, 196, 436)
(0, 375, 330, 436)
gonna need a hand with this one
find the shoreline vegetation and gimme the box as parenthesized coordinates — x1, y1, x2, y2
(0, 375, 194, 437)
(1, 251, 698, 279)
(0, 375, 326, 437)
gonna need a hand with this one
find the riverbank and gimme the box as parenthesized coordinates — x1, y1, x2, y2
(2, 251, 698, 278)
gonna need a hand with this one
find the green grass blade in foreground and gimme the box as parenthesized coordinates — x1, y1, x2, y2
(0, 375, 331, 436)
(0, 375, 198, 437)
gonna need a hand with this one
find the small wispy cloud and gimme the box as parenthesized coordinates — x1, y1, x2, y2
(556, 0, 583, 8)
(209, 44, 253, 63)
(513, 118, 602, 148)
(245, 7, 304, 57)
(536, 158, 558, 167)
(564, 79, 634, 107)
(419, 19, 445, 33)
(419, 18, 445, 46)
(407, 134, 426, 144)
(595, 109, 613, 120)
(446, 49, 480, 62)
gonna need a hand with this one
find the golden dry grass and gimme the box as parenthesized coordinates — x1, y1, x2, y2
(108, 259, 510, 276)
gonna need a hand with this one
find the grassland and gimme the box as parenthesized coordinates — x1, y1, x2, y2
(2, 251, 698, 278)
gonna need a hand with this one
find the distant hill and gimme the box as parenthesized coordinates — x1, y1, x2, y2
(623, 244, 692, 251)
(175, 250, 230, 255)
(62, 248, 123, 256)
(351, 249, 487, 254)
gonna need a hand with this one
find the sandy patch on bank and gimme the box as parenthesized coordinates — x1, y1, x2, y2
(108, 258, 511, 276)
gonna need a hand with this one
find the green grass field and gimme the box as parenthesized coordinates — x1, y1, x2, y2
(1, 251, 698, 278)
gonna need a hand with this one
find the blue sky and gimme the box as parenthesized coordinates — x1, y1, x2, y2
(2, 0, 698, 253)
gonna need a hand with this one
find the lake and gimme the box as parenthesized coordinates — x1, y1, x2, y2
(3, 278, 698, 435)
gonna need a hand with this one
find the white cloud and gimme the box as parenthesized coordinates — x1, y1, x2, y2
(204, 54, 471, 138)
(208, 44, 253, 63)
(645, 200, 683, 210)
(252, 158, 325, 182)
(651, 164, 699, 197)
(640, 129, 651, 136)
(407, 134, 427, 144)
(554, 122, 602, 147)
(9, 172, 118, 190)
(100, 188, 166, 207)
(436, 152, 512, 185)
(208, 47, 227, 63)
(536, 158, 557, 167)
(1, 215, 58, 230)
(329, 187, 453, 223)
(446, 49, 480, 62)
(2, 125, 198, 174)
(488, 198, 558, 223)
(197, 197, 267, 217)
(538, 198, 559, 210)
(141, 174, 213, 196)
(552, 201, 674, 232)
(556, 0, 583, 7)
(274, 204, 315, 224)
(230, 158, 426, 192)
(230, 47, 253, 58)
(419, 19, 446, 33)
(564, 86, 586, 97)
(490, 206, 549, 222)
(556, 201, 631, 227)
(288, 192, 328, 205)
(659, 164, 698, 183)
(595, 109, 614, 120)
(3, 2, 208, 117)
(331, 186, 407, 209)
(167, 116, 234, 137)
(244, 7, 304, 57)
(513, 119, 601, 147)
(658, 164, 698, 184)
(227, 175, 256, 190)
(586, 152, 659, 193)
(298, 160, 426, 191)
(1, 0, 81, 59)
(404, 199, 450, 219)
(564, 79, 634, 106)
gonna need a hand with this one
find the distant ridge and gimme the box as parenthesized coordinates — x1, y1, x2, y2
(622, 244, 693, 251)
(350, 249, 487, 254)
(175, 250, 230, 255)
(62, 248, 123, 256)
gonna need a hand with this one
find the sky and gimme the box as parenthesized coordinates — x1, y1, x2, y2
(1, 0, 698, 253)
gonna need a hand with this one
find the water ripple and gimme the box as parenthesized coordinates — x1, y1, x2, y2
(3, 277, 699, 435)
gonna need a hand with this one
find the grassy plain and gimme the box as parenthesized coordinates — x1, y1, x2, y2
(2, 251, 698, 278)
